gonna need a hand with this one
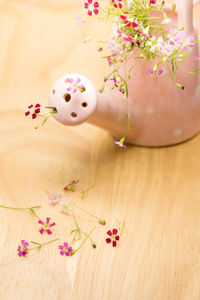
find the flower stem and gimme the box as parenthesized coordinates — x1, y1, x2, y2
(120, 221, 125, 237)
(29, 238, 59, 250)
(116, 219, 125, 237)
(71, 213, 82, 241)
(81, 230, 96, 248)
(71, 227, 96, 255)
(0, 205, 41, 218)
(75, 205, 106, 225)
(80, 185, 95, 200)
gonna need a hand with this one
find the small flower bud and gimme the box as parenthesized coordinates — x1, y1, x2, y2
(91, 241, 96, 248)
(98, 218, 106, 225)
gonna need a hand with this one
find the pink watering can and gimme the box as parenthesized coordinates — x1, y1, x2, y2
(48, 0, 200, 147)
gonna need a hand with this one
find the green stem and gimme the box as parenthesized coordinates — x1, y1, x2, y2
(71, 227, 96, 255)
(75, 205, 106, 225)
(120, 221, 125, 237)
(0, 205, 41, 218)
(29, 238, 59, 250)
(80, 185, 95, 200)
(0, 205, 41, 210)
(71, 213, 81, 241)
(81, 230, 96, 246)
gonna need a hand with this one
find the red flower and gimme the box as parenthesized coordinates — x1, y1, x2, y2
(106, 228, 120, 247)
(25, 104, 41, 119)
(149, 0, 156, 4)
(38, 217, 56, 235)
(112, 0, 122, 9)
(84, 0, 99, 16)
(120, 14, 138, 28)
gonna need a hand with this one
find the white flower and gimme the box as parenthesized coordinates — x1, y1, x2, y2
(147, 36, 157, 52)
(143, 26, 149, 35)
(147, 36, 164, 53)
(127, 0, 133, 7)
(162, 17, 171, 24)
(60, 201, 73, 214)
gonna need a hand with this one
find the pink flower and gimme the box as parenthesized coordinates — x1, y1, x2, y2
(114, 136, 127, 149)
(112, 0, 122, 9)
(108, 38, 123, 55)
(147, 68, 163, 77)
(75, 16, 86, 28)
(17, 240, 29, 257)
(59, 242, 73, 256)
(113, 75, 123, 87)
(114, 141, 127, 149)
(195, 56, 200, 60)
(64, 180, 79, 192)
(84, 0, 99, 16)
(107, 57, 113, 66)
(106, 229, 120, 247)
(123, 35, 133, 43)
(38, 217, 56, 235)
(66, 77, 86, 94)
(149, 0, 156, 4)
(120, 14, 138, 28)
(25, 104, 41, 119)
(48, 191, 62, 206)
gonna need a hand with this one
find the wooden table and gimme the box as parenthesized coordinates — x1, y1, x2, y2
(0, 1, 200, 299)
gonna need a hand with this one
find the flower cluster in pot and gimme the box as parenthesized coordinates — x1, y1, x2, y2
(26, 0, 200, 148)
(85, 0, 198, 91)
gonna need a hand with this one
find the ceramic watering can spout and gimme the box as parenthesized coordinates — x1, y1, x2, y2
(48, 74, 128, 137)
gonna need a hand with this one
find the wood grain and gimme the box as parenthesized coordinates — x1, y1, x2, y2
(0, 1, 200, 300)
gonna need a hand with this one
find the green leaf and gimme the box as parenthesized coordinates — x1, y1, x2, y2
(30, 241, 41, 245)
(188, 68, 200, 74)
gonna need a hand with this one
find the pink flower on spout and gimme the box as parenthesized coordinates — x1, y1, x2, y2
(38, 217, 56, 235)
(66, 77, 86, 94)
(59, 242, 73, 256)
(112, 0, 123, 9)
(25, 104, 41, 119)
(84, 0, 99, 16)
(17, 240, 29, 257)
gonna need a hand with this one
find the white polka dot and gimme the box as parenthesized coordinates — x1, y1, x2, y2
(195, 85, 200, 97)
(173, 128, 182, 137)
(146, 107, 155, 115)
